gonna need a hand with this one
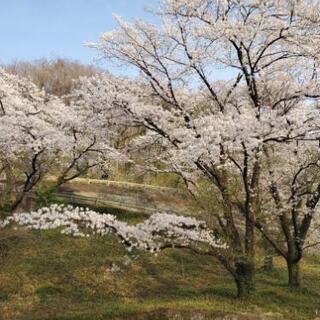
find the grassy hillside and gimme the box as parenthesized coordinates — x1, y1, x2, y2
(0, 215, 319, 320)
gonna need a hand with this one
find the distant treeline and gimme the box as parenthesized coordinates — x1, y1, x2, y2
(3, 58, 101, 96)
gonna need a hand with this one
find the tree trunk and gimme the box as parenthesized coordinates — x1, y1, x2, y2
(287, 260, 300, 287)
(234, 261, 255, 297)
(10, 194, 24, 212)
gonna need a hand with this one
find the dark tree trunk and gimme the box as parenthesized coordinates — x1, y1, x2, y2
(287, 260, 300, 287)
(234, 261, 255, 297)
(10, 194, 25, 212)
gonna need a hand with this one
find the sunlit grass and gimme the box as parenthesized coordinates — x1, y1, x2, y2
(0, 226, 319, 320)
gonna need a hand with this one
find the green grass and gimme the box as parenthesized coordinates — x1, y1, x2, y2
(0, 226, 319, 320)
(80, 204, 149, 224)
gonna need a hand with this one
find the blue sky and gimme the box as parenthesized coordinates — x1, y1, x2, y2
(0, 0, 158, 65)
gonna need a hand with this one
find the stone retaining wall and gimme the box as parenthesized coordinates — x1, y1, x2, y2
(53, 178, 195, 215)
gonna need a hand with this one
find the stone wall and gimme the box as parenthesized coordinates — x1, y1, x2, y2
(54, 178, 195, 215)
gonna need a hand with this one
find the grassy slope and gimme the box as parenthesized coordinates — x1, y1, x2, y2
(0, 216, 319, 320)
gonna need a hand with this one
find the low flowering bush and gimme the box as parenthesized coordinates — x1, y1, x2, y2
(0, 204, 227, 254)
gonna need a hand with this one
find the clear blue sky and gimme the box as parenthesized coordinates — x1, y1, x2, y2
(0, 0, 158, 66)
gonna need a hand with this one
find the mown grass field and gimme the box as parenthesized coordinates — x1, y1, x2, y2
(0, 211, 319, 320)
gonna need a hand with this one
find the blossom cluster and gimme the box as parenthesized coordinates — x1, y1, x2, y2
(0, 67, 124, 207)
(0, 204, 226, 253)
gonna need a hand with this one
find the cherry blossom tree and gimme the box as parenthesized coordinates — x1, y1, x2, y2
(87, 0, 320, 295)
(256, 139, 320, 287)
(0, 68, 120, 211)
